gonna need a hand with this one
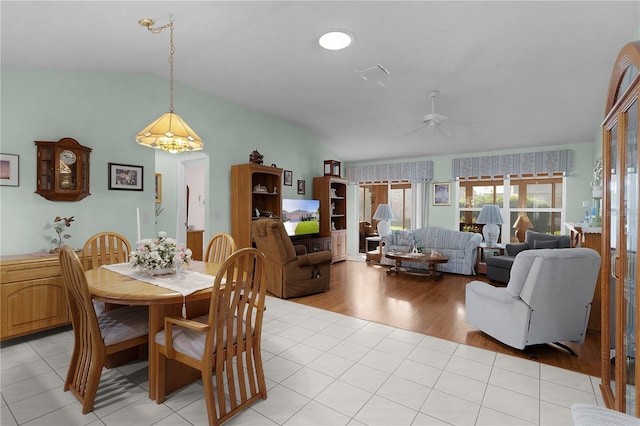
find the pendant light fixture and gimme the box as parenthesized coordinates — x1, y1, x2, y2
(136, 18, 203, 153)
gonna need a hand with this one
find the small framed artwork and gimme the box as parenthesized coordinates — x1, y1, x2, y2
(297, 180, 305, 195)
(155, 173, 162, 203)
(284, 170, 293, 186)
(108, 163, 144, 191)
(433, 182, 451, 206)
(0, 153, 19, 186)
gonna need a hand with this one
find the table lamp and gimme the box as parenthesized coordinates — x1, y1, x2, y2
(373, 204, 394, 237)
(477, 205, 503, 246)
(513, 215, 533, 242)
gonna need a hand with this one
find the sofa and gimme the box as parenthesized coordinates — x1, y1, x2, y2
(380, 227, 482, 275)
(485, 230, 572, 283)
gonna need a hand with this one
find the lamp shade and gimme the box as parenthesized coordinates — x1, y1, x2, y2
(373, 204, 394, 237)
(373, 204, 394, 221)
(476, 205, 503, 246)
(136, 112, 204, 153)
(476, 205, 503, 225)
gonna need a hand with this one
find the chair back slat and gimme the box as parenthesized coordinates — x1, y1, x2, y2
(82, 232, 131, 270)
(204, 233, 236, 266)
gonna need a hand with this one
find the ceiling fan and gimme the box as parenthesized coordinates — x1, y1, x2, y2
(407, 90, 454, 137)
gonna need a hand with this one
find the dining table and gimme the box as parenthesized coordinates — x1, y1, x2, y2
(85, 260, 220, 401)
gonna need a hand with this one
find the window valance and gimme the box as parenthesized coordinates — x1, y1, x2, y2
(452, 150, 572, 179)
(347, 161, 433, 184)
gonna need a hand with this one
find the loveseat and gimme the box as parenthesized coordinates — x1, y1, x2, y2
(485, 230, 572, 283)
(380, 227, 482, 275)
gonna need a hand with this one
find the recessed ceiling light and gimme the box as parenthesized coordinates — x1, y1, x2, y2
(319, 31, 353, 50)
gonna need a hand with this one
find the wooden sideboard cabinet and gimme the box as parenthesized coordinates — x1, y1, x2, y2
(1, 252, 71, 341)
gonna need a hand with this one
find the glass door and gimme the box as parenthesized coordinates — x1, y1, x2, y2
(622, 98, 638, 414)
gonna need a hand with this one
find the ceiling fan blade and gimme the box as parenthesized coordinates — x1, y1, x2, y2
(404, 124, 426, 137)
(439, 124, 455, 137)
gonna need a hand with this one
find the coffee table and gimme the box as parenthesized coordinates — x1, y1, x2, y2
(384, 251, 450, 281)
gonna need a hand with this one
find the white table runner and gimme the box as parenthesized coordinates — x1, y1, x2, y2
(101, 263, 217, 296)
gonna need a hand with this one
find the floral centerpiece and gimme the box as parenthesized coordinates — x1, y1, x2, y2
(130, 231, 192, 275)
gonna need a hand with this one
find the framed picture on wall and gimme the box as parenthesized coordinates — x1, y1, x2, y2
(297, 180, 305, 195)
(433, 182, 450, 206)
(155, 173, 162, 203)
(284, 170, 293, 186)
(108, 163, 144, 191)
(0, 153, 19, 187)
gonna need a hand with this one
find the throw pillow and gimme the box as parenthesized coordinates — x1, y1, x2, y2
(533, 239, 558, 249)
(395, 230, 415, 247)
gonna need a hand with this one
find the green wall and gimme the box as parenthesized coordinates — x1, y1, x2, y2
(0, 69, 337, 255)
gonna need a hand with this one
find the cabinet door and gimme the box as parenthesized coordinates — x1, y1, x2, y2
(1, 277, 70, 340)
(331, 230, 347, 262)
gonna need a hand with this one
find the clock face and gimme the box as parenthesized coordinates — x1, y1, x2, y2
(60, 150, 77, 165)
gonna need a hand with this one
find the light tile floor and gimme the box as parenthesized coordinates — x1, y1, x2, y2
(1, 296, 604, 425)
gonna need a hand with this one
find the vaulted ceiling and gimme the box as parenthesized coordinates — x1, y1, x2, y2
(2, 1, 638, 162)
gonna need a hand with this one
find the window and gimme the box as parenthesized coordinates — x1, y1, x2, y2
(359, 183, 412, 230)
(389, 183, 412, 229)
(458, 176, 565, 242)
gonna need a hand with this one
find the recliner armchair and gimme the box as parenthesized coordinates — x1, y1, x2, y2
(251, 218, 332, 299)
(466, 248, 601, 354)
(485, 230, 571, 283)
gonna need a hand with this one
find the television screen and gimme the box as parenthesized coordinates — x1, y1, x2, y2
(282, 199, 320, 237)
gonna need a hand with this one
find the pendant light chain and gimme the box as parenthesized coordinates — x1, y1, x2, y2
(145, 21, 175, 113)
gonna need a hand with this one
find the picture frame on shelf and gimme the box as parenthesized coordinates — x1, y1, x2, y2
(297, 180, 305, 195)
(433, 182, 450, 206)
(155, 173, 162, 203)
(0, 153, 19, 187)
(108, 163, 143, 191)
(284, 170, 293, 186)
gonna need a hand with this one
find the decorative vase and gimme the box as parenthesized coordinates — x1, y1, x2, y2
(143, 266, 175, 276)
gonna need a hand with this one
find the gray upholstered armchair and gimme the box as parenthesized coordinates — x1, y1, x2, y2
(251, 218, 332, 299)
(485, 230, 571, 283)
(466, 248, 601, 355)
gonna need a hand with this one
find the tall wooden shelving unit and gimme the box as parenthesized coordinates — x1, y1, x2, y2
(313, 175, 348, 263)
(600, 40, 640, 416)
(230, 163, 282, 248)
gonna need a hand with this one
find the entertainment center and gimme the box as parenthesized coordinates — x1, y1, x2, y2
(230, 162, 348, 263)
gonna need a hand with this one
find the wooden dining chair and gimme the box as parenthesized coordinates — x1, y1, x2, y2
(58, 245, 149, 414)
(82, 231, 131, 314)
(204, 233, 236, 266)
(82, 231, 131, 271)
(154, 247, 268, 425)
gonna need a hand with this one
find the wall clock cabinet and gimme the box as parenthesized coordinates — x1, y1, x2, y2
(35, 137, 92, 201)
(600, 40, 640, 416)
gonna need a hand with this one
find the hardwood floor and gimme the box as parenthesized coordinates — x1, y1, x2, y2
(291, 259, 601, 378)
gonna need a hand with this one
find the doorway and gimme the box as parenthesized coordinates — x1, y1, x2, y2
(178, 155, 207, 260)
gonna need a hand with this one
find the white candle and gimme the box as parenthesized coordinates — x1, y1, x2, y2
(176, 207, 180, 245)
(136, 207, 141, 243)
